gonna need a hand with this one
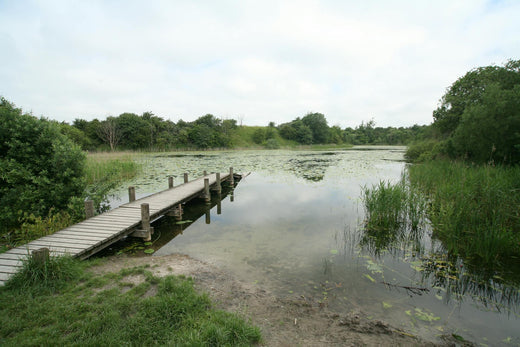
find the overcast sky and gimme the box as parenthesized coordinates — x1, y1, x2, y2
(1, 0, 519, 128)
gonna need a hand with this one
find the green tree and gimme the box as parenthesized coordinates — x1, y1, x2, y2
(433, 60, 520, 138)
(252, 128, 265, 144)
(451, 83, 520, 163)
(302, 112, 329, 143)
(0, 98, 86, 233)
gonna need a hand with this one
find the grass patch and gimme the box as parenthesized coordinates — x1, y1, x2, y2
(85, 152, 141, 185)
(0, 256, 261, 346)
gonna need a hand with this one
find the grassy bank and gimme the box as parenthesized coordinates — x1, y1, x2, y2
(0, 255, 261, 346)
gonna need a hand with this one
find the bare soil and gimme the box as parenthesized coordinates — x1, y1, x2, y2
(91, 254, 473, 346)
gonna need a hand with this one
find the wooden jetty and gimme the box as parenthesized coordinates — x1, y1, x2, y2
(0, 169, 237, 286)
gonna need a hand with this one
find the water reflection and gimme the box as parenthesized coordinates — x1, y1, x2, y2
(106, 148, 519, 346)
(357, 186, 520, 315)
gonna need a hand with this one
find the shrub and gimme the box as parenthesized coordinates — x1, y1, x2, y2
(0, 98, 86, 235)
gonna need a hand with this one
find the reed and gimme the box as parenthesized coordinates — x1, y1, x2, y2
(85, 152, 141, 185)
(361, 175, 428, 255)
(409, 161, 520, 265)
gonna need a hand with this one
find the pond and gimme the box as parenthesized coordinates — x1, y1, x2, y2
(109, 147, 519, 346)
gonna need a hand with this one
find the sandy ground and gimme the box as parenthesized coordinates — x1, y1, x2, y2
(91, 254, 473, 346)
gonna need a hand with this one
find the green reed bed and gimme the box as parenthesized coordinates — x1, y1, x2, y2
(361, 176, 428, 255)
(408, 161, 520, 266)
(0, 255, 261, 346)
(85, 152, 141, 185)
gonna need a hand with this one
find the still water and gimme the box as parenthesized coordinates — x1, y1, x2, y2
(113, 147, 519, 346)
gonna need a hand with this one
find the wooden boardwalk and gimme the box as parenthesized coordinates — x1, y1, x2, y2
(0, 171, 235, 286)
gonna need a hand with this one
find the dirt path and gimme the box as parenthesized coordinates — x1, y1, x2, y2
(92, 254, 471, 346)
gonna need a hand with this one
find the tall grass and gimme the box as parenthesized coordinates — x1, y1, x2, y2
(1, 260, 262, 345)
(361, 175, 428, 256)
(84, 152, 141, 213)
(408, 161, 520, 265)
(5, 253, 84, 294)
(85, 152, 141, 185)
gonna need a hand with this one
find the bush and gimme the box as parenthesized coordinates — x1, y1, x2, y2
(0, 98, 86, 235)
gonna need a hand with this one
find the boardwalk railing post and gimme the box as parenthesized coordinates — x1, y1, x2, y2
(168, 176, 174, 189)
(203, 170, 207, 176)
(205, 209, 211, 224)
(141, 203, 152, 242)
(217, 193, 222, 215)
(32, 248, 50, 264)
(204, 178, 210, 204)
(85, 200, 94, 219)
(229, 167, 234, 186)
(129, 186, 136, 202)
(184, 173, 188, 183)
(215, 173, 222, 193)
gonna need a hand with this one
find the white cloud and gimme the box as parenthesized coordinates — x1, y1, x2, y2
(0, 0, 519, 128)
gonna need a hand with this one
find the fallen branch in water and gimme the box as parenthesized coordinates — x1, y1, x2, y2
(381, 281, 430, 296)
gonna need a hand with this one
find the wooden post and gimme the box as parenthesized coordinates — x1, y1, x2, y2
(215, 172, 222, 193)
(175, 203, 183, 221)
(141, 203, 152, 242)
(84, 200, 94, 219)
(32, 248, 50, 264)
(204, 178, 210, 204)
(229, 167, 234, 186)
(203, 170, 207, 176)
(184, 173, 188, 183)
(230, 189, 234, 202)
(129, 186, 136, 202)
(205, 209, 211, 224)
(217, 193, 222, 215)
(168, 176, 174, 189)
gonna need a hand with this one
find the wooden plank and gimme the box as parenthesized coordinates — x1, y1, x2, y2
(0, 253, 28, 261)
(6, 247, 77, 256)
(0, 258, 23, 267)
(37, 236, 100, 246)
(0, 273, 11, 281)
(26, 241, 87, 252)
(80, 219, 134, 227)
(64, 225, 122, 232)
(0, 265, 20, 273)
(48, 232, 107, 241)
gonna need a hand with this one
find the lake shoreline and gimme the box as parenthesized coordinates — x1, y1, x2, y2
(95, 253, 463, 346)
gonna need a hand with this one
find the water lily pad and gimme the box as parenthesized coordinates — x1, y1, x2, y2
(414, 308, 440, 322)
(144, 248, 155, 254)
(329, 249, 338, 255)
(366, 259, 383, 274)
(144, 241, 153, 246)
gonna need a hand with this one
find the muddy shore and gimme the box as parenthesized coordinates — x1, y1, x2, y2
(91, 254, 472, 346)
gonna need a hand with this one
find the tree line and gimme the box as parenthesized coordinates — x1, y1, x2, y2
(57, 111, 429, 151)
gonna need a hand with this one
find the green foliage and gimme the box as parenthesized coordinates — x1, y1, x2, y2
(84, 153, 141, 213)
(265, 138, 280, 149)
(361, 177, 427, 255)
(0, 98, 87, 234)
(0, 264, 262, 345)
(409, 161, 520, 265)
(302, 112, 329, 143)
(431, 59, 520, 164)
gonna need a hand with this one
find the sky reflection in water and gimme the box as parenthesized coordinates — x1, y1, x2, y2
(146, 148, 519, 346)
